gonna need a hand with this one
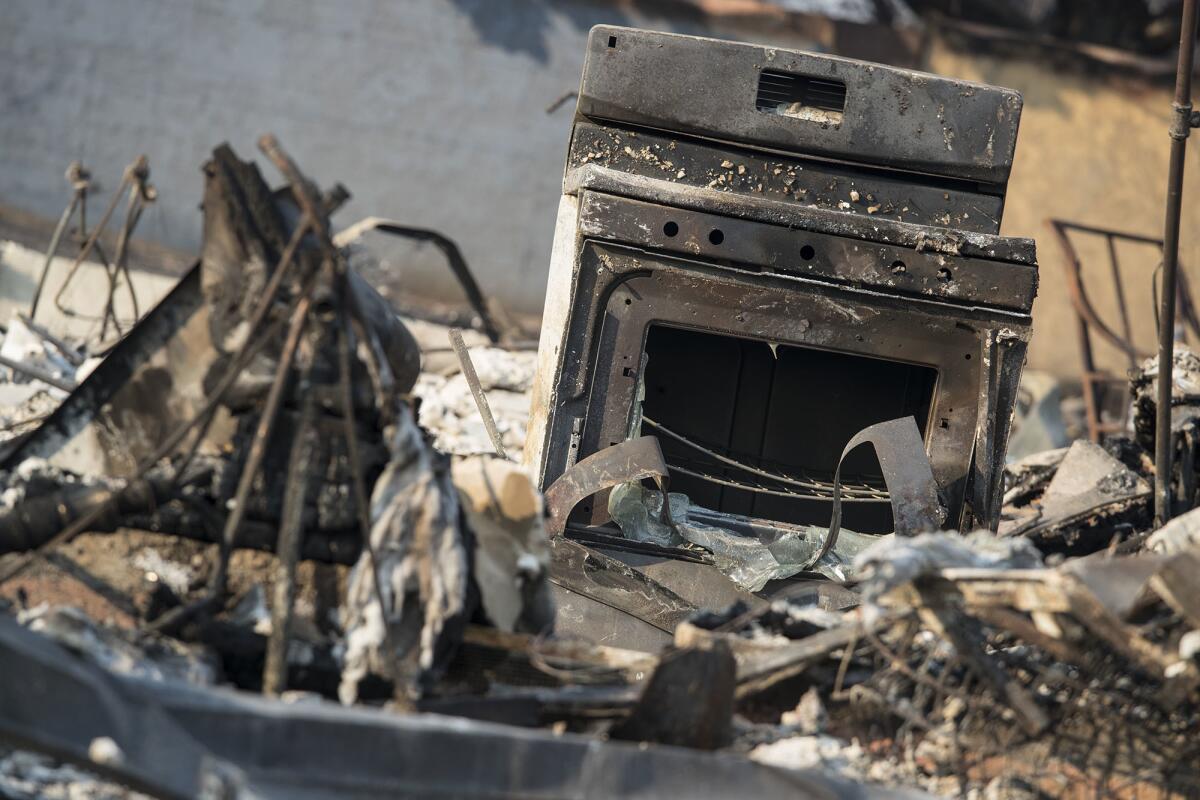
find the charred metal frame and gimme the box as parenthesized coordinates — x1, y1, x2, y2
(1048, 218, 1200, 442)
(527, 27, 1038, 533)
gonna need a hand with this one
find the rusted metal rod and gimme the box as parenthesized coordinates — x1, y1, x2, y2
(30, 162, 88, 321)
(52, 158, 142, 316)
(448, 328, 508, 459)
(1155, 0, 1200, 525)
(100, 185, 143, 340)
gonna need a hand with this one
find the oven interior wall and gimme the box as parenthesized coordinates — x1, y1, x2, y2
(640, 325, 938, 533)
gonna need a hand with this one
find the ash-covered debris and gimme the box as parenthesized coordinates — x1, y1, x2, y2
(0, 313, 96, 448)
(1131, 345, 1200, 514)
(17, 603, 218, 685)
(3, 26, 1200, 800)
(0, 138, 553, 704)
(412, 342, 535, 456)
(1003, 439, 1152, 551)
(1131, 344, 1200, 446)
(0, 135, 896, 799)
(673, 511, 1200, 796)
(0, 747, 154, 800)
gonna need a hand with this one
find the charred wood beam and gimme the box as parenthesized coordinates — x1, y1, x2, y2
(0, 478, 174, 555)
(609, 638, 735, 750)
(263, 390, 319, 696)
(0, 479, 362, 566)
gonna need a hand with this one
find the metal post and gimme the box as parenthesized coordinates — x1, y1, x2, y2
(1155, 0, 1200, 525)
(30, 162, 89, 321)
(30, 192, 80, 322)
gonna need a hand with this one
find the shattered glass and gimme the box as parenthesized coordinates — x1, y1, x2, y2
(608, 482, 886, 591)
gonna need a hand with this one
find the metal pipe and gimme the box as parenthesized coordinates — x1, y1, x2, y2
(334, 217, 505, 344)
(1155, 0, 1200, 525)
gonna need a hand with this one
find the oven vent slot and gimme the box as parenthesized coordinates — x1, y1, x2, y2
(756, 70, 846, 125)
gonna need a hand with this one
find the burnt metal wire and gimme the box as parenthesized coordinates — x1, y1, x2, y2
(668, 462, 889, 503)
(641, 415, 891, 502)
(825, 608, 1200, 797)
(526, 631, 642, 686)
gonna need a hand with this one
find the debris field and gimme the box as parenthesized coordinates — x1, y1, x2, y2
(1, 22, 1200, 800)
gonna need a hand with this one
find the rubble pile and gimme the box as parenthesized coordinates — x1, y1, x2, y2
(0, 148, 1195, 798)
(411, 337, 535, 457)
(722, 529, 1200, 797)
(1, 27, 1200, 800)
(0, 314, 89, 447)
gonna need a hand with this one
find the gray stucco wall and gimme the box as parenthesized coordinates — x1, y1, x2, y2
(0, 0, 820, 314)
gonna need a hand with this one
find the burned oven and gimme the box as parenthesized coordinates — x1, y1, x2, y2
(526, 27, 1037, 543)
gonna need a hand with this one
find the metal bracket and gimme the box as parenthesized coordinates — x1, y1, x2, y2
(1169, 102, 1199, 140)
(543, 436, 672, 538)
(805, 416, 945, 568)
